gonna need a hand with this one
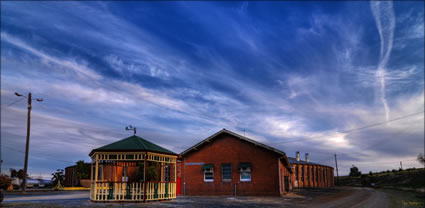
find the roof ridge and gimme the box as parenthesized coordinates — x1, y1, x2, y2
(134, 135, 148, 149)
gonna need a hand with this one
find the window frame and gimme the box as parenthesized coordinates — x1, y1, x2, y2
(295, 166, 299, 180)
(203, 167, 214, 182)
(221, 164, 232, 182)
(300, 166, 304, 181)
(240, 167, 251, 182)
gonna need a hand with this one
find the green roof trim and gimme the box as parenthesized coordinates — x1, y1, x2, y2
(238, 163, 251, 169)
(89, 135, 177, 156)
(202, 164, 214, 170)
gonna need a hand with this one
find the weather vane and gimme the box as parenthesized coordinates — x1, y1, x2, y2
(125, 125, 136, 136)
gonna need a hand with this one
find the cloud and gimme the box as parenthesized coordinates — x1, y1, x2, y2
(370, 1, 396, 121)
(1, 32, 102, 80)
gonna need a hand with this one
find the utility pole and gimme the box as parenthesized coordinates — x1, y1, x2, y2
(334, 154, 339, 185)
(400, 161, 403, 170)
(15, 92, 43, 193)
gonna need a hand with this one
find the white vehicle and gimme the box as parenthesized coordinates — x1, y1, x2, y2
(10, 178, 21, 189)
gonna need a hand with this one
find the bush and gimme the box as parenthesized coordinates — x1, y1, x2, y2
(51, 169, 64, 187)
(349, 165, 362, 177)
(0, 175, 11, 190)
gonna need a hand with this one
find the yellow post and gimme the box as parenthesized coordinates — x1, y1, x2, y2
(174, 162, 177, 198)
(94, 154, 99, 200)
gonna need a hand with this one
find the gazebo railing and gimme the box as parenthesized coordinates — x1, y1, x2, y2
(91, 181, 176, 202)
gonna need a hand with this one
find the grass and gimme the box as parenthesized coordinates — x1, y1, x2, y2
(380, 188, 425, 208)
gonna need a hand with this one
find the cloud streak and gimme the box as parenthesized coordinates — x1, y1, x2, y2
(370, 1, 396, 121)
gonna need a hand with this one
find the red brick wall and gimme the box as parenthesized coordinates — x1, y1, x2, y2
(291, 164, 334, 188)
(181, 134, 287, 196)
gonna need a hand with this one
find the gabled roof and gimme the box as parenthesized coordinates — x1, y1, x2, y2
(180, 129, 291, 169)
(288, 157, 333, 168)
(89, 135, 177, 156)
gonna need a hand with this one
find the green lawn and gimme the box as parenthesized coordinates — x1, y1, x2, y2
(380, 189, 425, 208)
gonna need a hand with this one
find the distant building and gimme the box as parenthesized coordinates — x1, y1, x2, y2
(289, 152, 334, 188)
(179, 129, 293, 196)
(64, 163, 91, 187)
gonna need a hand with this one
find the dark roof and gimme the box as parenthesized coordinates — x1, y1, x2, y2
(288, 157, 333, 168)
(89, 135, 177, 156)
(180, 129, 291, 170)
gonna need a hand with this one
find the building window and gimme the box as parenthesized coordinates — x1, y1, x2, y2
(222, 164, 232, 181)
(240, 167, 251, 181)
(295, 166, 299, 180)
(306, 166, 309, 182)
(300, 166, 304, 181)
(239, 163, 252, 182)
(315, 168, 318, 183)
(204, 168, 214, 182)
(202, 164, 214, 182)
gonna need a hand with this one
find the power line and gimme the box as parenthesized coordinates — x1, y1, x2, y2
(337, 159, 419, 168)
(0, 98, 24, 109)
(269, 111, 424, 145)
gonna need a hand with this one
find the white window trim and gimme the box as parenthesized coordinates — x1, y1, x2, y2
(204, 168, 214, 182)
(240, 167, 251, 182)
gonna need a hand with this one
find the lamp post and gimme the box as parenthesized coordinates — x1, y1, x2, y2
(15, 92, 43, 192)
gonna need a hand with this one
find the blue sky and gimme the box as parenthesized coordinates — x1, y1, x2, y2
(1, 1, 424, 178)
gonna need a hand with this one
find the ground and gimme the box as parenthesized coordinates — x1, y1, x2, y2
(1, 187, 424, 208)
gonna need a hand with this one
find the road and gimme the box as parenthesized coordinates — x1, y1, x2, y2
(301, 187, 390, 208)
(1, 187, 390, 207)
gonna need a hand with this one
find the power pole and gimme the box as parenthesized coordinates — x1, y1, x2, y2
(400, 161, 402, 170)
(22, 92, 32, 193)
(334, 154, 339, 185)
(15, 92, 43, 193)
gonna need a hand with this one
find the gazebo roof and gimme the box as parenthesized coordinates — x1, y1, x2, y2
(89, 135, 177, 156)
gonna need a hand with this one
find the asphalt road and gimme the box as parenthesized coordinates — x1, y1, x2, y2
(1, 187, 390, 207)
(301, 187, 390, 208)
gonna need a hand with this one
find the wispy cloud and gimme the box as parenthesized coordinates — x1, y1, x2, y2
(370, 1, 396, 121)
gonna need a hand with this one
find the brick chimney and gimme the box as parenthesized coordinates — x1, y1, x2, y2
(305, 153, 310, 163)
(296, 151, 300, 161)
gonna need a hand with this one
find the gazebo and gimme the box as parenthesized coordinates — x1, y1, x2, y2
(89, 135, 178, 202)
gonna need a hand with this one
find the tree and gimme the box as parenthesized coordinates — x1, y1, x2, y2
(10, 169, 18, 178)
(349, 165, 362, 177)
(51, 169, 64, 187)
(17, 169, 26, 179)
(75, 161, 90, 179)
(146, 162, 159, 181)
(417, 153, 425, 166)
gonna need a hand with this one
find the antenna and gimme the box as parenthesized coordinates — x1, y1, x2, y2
(125, 125, 136, 136)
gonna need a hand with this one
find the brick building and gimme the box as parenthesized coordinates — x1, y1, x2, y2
(289, 152, 334, 188)
(179, 129, 293, 196)
(64, 163, 91, 187)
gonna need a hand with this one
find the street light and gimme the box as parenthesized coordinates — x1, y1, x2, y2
(15, 92, 43, 192)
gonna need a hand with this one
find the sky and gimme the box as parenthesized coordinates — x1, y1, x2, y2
(1, 1, 424, 179)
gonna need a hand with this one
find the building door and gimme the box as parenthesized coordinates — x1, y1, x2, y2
(176, 161, 181, 195)
(284, 176, 290, 192)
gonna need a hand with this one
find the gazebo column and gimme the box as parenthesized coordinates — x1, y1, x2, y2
(143, 153, 147, 202)
(94, 154, 99, 200)
(90, 159, 94, 200)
